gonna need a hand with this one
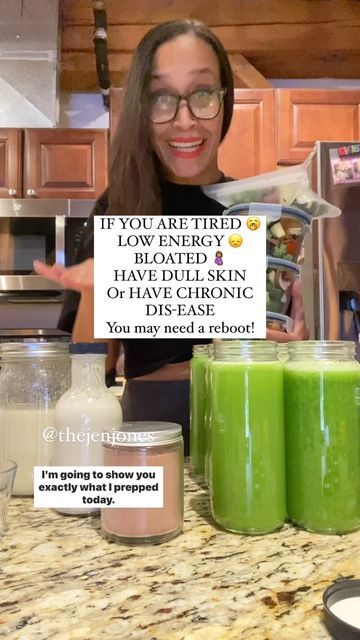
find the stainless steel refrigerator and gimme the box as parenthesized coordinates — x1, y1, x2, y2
(302, 141, 360, 347)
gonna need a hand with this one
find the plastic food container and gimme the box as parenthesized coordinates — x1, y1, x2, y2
(266, 312, 294, 334)
(266, 258, 300, 315)
(202, 164, 310, 208)
(225, 203, 311, 262)
(290, 187, 341, 218)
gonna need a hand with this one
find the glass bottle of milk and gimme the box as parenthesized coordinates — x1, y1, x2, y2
(53, 342, 122, 515)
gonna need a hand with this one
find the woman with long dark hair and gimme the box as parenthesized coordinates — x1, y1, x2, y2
(35, 19, 308, 453)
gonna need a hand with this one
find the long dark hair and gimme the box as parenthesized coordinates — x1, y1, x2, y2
(109, 20, 234, 215)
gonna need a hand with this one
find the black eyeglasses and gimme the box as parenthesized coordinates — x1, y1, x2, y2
(149, 88, 227, 124)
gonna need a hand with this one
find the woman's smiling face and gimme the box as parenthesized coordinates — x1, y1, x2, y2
(149, 34, 224, 185)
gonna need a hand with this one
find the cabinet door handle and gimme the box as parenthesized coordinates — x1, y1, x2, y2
(26, 188, 36, 197)
(8, 188, 17, 196)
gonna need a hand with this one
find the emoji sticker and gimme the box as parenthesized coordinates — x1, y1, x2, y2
(247, 217, 261, 231)
(228, 234, 243, 248)
(214, 250, 223, 266)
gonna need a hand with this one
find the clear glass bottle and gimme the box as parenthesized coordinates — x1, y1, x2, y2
(284, 341, 360, 534)
(101, 422, 183, 545)
(209, 340, 286, 534)
(54, 342, 122, 515)
(0, 343, 71, 496)
(190, 344, 210, 475)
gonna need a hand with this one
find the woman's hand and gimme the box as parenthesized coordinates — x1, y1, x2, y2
(266, 278, 309, 343)
(33, 259, 94, 292)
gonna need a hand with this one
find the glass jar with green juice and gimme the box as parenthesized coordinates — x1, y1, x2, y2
(284, 341, 360, 534)
(209, 341, 286, 534)
(204, 343, 214, 485)
(190, 344, 210, 474)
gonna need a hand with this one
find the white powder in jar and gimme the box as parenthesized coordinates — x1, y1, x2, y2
(330, 596, 360, 628)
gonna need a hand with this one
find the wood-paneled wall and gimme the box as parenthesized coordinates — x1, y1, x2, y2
(60, 0, 360, 91)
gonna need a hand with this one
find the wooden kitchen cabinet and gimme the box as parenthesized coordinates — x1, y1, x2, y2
(24, 129, 108, 199)
(110, 88, 276, 179)
(0, 129, 22, 197)
(0, 128, 108, 198)
(219, 89, 275, 178)
(276, 89, 360, 164)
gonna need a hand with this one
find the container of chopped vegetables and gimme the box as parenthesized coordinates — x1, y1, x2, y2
(225, 203, 311, 263)
(202, 164, 310, 208)
(266, 258, 300, 315)
(203, 162, 341, 219)
(289, 188, 341, 218)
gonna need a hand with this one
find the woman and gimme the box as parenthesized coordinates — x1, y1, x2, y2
(34, 19, 308, 454)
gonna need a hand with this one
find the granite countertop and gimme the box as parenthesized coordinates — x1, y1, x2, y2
(1, 466, 359, 640)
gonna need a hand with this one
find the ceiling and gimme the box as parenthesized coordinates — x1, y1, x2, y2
(60, 0, 360, 91)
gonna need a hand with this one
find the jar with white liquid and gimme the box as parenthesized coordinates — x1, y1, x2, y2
(53, 342, 122, 515)
(0, 343, 71, 496)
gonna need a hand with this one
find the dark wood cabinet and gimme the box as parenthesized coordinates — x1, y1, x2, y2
(276, 89, 360, 164)
(0, 128, 108, 198)
(0, 129, 22, 197)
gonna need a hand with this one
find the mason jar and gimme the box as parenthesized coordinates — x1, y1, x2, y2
(284, 341, 360, 534)
(190, 344, 210, 475)
(277, 343, 289, 362)
(204, 343, 214, 486)
(101, 422, 183, 545)
(0, 343, 71, 496)
(209, 340, 286, 534)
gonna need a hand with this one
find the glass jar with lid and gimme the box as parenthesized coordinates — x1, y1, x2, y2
(204, 343, 214, 486)
(284, 340, 360, 534)
(0, 342, 71, 496)
(101, 421, 183, 545)
(209, 340, 286, 534)
(190, 344, 210, 475)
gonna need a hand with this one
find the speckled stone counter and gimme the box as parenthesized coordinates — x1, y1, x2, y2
(1, 466, 359, 640)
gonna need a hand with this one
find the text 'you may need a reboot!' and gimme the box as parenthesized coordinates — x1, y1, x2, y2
(94, 215, 266, 339)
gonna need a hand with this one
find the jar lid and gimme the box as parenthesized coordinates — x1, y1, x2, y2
(266, 311, 294, 333)
(266, 257, 301, 274)
(0, 342, 69, 358)
(225, 202, 312, 225)
(323, 579, 360, 639)
(103, 422, 182, 447)
(69, 342, 108, 354)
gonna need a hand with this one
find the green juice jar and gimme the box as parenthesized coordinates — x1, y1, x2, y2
(190, 345, 209, 474)
(204, 343, 214, 485)
(284, 341, 360, 534)
(209, 341, 286, 534)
